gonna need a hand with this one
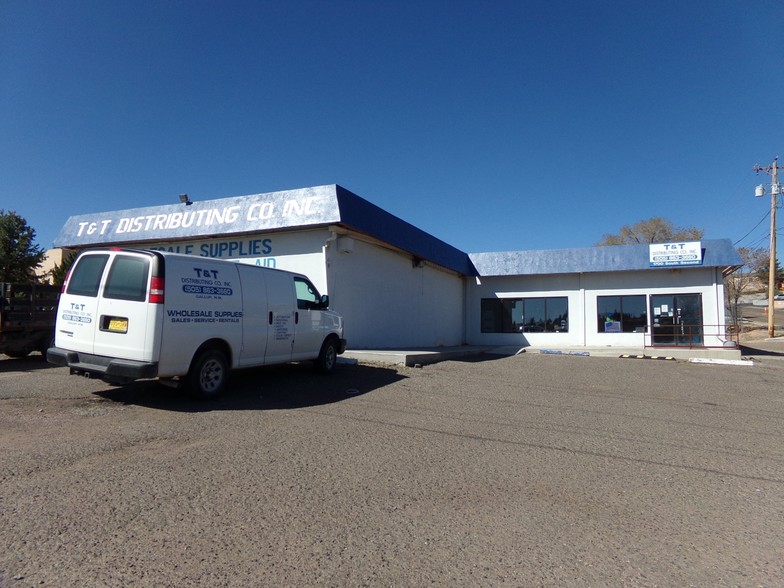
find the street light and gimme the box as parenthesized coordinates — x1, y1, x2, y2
(753, 157, 783, 338)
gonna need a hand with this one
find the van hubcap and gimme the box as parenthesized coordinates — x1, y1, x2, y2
(201, 359, 224, 390)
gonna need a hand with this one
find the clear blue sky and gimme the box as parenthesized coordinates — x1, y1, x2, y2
(2, 0, 784, 256)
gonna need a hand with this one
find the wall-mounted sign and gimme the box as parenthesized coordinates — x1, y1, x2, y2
(53, 185, 341, 247)
(649, 241, 703, 267)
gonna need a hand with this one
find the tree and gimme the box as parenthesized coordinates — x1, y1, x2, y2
(739, 246, 771, 280)
(0, 210, 45, 283)
(596, 217, 704, 246)
(752, 253, 784, 291)
(725, 246, 767, 326)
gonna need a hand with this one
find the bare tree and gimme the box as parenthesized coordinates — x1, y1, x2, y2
(725, 246, 767, 327)
(596, 217, 704, 246)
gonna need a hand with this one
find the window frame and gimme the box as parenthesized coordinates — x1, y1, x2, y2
(65, 254, 110, 298)
(480, 296, 569, 334)
(103, 255, 151, 302)
(294, 277, 322, 310)
(596, 294, 648, 334)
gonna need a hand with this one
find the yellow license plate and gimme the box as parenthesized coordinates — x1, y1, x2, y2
(108, 318, 128, 333)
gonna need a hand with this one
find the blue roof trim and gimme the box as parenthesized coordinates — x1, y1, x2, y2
(334, 186, 476, 275)
(469, 239, 743, 276)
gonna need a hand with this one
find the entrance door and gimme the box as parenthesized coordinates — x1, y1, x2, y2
(650, 294, 703, 346)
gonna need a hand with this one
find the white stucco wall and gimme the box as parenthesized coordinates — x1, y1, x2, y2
(86, 227, 730, 351)
(324, 236, 465, 349)
(147, 229, 332, 293)
(466, 267, 729, 348)
(107, 227, 466, 349)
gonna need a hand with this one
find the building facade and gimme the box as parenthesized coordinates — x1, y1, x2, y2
(53, 185, 742, 350)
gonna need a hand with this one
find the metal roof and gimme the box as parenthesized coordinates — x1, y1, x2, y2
(469, 239, 743, 277)
(53, 184, 476, 275)
(333, 186, 476, 275)
(53, 184, 742, 278)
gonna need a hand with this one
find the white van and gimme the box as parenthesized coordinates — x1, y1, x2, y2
(47, 248, 346, 398)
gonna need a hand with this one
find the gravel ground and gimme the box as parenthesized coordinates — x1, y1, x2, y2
(1, 349, 783, 587)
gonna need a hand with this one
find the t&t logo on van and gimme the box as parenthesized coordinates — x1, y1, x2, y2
(194, 268, 219, 279)
(180, 267, 234, 299)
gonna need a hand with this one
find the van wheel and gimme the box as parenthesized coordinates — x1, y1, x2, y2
(315, 338, 338, 374)
(188, 349, 228, 400)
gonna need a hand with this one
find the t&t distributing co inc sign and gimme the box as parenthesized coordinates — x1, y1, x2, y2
(649, 241, 703, 267)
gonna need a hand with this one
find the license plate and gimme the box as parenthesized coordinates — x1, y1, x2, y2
(108, 318, 128, 333)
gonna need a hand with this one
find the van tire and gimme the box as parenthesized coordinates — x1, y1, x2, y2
(188, 349, 228, 400)
(315, 338, 339, 374)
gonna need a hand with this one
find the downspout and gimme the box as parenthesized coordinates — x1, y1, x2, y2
(462, 275, 469, 345)
(714, 266, 723, 331)
(323, 229, 338, 298)
(580, 272, 587, 347)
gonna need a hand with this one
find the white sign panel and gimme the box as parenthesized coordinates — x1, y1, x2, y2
(53, 185, 340, 247)
(649, 242, 703, 267)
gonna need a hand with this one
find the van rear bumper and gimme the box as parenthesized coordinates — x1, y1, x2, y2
(47, 347, 158, 381)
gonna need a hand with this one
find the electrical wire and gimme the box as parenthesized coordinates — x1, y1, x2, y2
(746, 234, 770, 250)
(734, 210, 771, 246)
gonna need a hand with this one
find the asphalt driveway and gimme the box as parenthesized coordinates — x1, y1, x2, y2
(1, 347, 783, 587)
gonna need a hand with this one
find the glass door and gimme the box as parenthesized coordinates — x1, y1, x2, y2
(650, 294, 703, 346)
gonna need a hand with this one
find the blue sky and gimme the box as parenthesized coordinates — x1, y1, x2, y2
(2, 1, 784, 256)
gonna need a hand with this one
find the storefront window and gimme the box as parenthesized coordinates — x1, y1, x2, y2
(481, 297, 568, 333)
(597, 295, 647, 333)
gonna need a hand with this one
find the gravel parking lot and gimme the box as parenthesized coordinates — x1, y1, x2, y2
(1, 347, 783, 587)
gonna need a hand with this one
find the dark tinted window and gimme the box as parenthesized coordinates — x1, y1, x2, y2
(597, 295, 647, 333)
(481, 297, 568, 333)
(66, 255, 109, 297)
(104, 256, 150, 302)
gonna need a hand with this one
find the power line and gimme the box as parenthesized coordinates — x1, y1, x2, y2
(734, 210, 771, 246)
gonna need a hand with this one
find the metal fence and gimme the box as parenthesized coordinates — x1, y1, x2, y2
(643, 324, 740, 349)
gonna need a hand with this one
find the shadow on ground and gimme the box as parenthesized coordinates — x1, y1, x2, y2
(740, 343, 784, 358)
(0, 353, 57, 372)
(94, 362, 405, 412)
(448, 351, 519, 364)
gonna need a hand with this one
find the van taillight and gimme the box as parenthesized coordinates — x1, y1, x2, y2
(61, 270, 71, 293)
(149, 277, 165, 304)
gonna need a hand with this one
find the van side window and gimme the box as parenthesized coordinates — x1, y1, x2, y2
(66, 255, 109, 297)
(104, 256, 150, 302)
(294, 277, 321, 310)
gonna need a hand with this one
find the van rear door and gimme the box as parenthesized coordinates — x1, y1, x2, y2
(56, 252, 111, 354)
(92, 252, 162, 362)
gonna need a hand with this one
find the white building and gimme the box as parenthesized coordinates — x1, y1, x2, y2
(53, 184, 742, 352)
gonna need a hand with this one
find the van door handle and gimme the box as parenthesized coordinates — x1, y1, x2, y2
(295, 311, 299, 324)
(269, 311, 273, 325)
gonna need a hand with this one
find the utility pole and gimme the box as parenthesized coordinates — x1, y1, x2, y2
(754, 157, 783, 338)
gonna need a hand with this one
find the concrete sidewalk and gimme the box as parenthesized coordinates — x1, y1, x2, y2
(341, 342, 747, 367)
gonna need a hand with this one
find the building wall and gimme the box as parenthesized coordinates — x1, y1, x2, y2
(62, 226, 466, 350)
(325, 236, 465, 348)
(146, 228, 332, 293)
(466, 267, 729, 348)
